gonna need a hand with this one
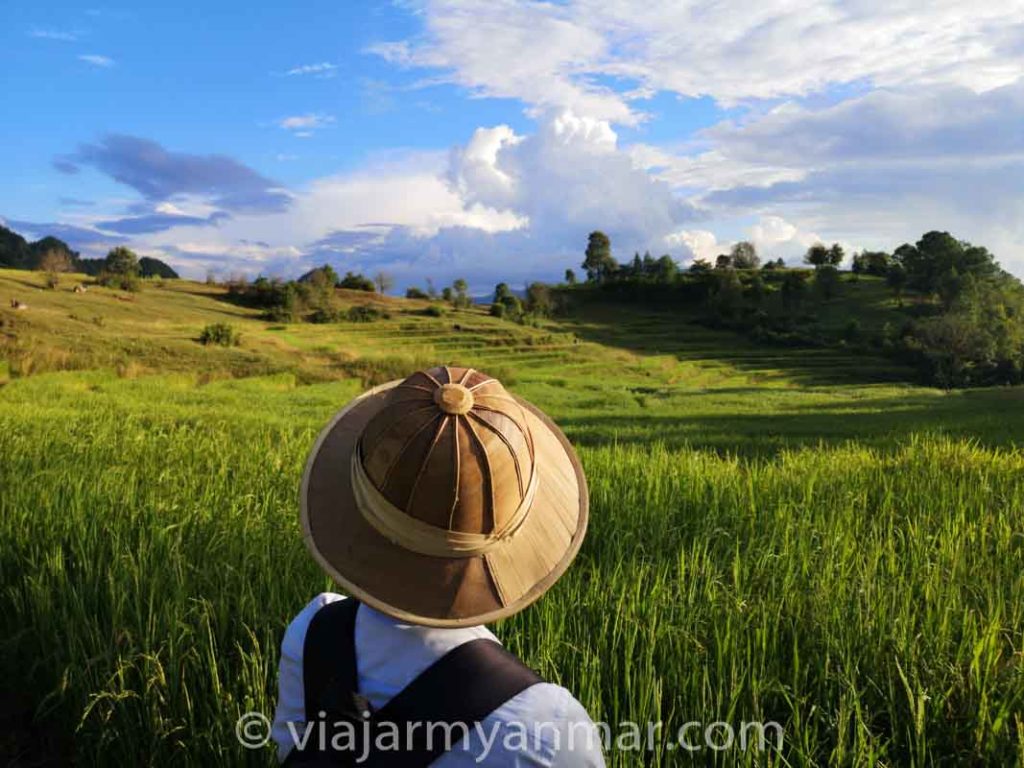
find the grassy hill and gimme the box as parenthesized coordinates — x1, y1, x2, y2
(2, 267, 1024, 765)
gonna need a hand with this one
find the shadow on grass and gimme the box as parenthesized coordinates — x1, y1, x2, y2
(560, 388, 1024, 458)
(559, 305, 916, 387)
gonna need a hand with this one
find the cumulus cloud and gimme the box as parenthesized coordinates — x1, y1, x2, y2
(447, 110, 698, 255)
(54, 134, 291, 213)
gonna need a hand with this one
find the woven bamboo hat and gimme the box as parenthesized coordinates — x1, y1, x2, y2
(301, 366, 588, 627)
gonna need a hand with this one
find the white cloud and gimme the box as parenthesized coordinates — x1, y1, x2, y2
(369, 0, 1024, 122)
(278, 114, 335, 134)
(283, 62, 337, 77)
(78, 54, 113, 67)
(665, 229, 719, 263)
(30, 28, 80, 41)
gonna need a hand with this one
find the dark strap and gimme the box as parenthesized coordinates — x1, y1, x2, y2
(285, 599, 542, 767)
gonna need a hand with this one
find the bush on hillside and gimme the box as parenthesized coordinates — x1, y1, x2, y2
(347, 305, 389, 323)
(198, 323, 240, 347)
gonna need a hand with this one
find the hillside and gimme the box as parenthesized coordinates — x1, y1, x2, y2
(2, 266, 1021, 456)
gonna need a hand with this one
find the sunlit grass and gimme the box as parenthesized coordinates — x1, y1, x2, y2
(2, 272, 1023, 765)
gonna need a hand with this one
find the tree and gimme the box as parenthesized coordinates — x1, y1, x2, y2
(746, 273, 767, 305)
(781, 271, 809, 311)
(441, 286, 453, 302)
(494, 282, 513, 303)
(707, 268, 743, 321)
(814, 265, 842, 300)
(451, 278, 470, 308)
(525, 282, 552, 316)
(715, 254, 732, 270)
(805, 243, 829, 268)
(582, 231, 616, 282)
(105, 246, 140, 275)
(886, 262, 908, 306)
(893, 231, 999, 296)
(405, 287, 429, 299)
(564, 268, 577, 285)
(851, 251, 890, 276)
(338, 271, 375, 292)
(827, 243, 845, 267)
(654, 254, 678, 283)
(374, 272, 394, 295)
(688, 259, 712, 274)
(730, 241, 760, 270)
(37, 248, 72, 289)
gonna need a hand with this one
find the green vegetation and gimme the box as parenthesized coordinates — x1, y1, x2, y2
(567, 230, 1024, 388)
(0, 223, 177, 279)
(1, 263, 1023, 765)
(199, 322, 240, 347)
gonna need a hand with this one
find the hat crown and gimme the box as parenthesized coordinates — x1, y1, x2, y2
(359, 367, 535, 534)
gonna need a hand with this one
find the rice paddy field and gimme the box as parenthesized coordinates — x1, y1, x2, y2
(1, 269, 1023, 766)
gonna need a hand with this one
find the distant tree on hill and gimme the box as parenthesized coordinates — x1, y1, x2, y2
(730, 241, 760, 270)
(105, 247, 140, 275)
(886, 263, 908, 306)
(688, 258, 712, 274)
(715, 254, 732, 270)
(299, 264, 339, 286)
(654, 254, 678, 283)
(38, 248, 72, 289)
(338, 271, 375, 292)
(707, 268, 744, 320)
(441, 286, 453, 302)
(805, 242, 844, 269)
(892, 231, 998, 296)
(452, 278, 470, 308)
(814, 265, 842, 300)
(374, 272, 394, 295)
(781, 270, 809, 311)
(405, 287, 429, 299)
(98, 247, 141, 291)
(564, 268, 577, 285)
(851, 251, 890, 276)
(582, 231, 616, 282)
(525, 282, 552, 316)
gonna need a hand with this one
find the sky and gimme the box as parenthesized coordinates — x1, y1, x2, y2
(3, 0, 1023, 291)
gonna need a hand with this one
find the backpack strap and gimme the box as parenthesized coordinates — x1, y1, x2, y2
(284, 598, 542, 767)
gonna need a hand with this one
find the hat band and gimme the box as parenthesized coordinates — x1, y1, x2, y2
(350, 445, 538, 558)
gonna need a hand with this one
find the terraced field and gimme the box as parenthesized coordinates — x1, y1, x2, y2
(2, 270, 1024, 765)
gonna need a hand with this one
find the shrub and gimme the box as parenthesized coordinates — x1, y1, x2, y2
(489, 302, 506, 318)
(347, 305, 387, 323)
(423, 305, 445, 318)
(199, 323, 239, 347)
(405, 287, 429, 300)
(96, 271, 142, 292)
(308, 306, 344, 324)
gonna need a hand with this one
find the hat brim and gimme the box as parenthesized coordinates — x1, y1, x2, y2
(300, 380, 589, 627)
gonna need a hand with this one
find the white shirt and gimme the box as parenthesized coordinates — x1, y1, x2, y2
(274, 593, 606, 767)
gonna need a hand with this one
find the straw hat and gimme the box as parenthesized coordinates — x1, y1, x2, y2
(301, 366, 588, 627)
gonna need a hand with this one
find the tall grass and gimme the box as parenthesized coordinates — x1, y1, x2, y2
(1, 374, 1022, 765)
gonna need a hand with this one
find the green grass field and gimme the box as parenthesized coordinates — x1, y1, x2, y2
(2, 269, 1023, 766)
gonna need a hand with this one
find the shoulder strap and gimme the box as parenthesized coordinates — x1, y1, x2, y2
(371, 637, 543, 767)
(286, 598, 542, 767)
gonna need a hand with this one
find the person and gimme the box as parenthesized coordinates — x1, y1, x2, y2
(273, 366, 605, 766)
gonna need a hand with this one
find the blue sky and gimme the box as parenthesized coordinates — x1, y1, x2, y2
(3, 0, 1023, 289)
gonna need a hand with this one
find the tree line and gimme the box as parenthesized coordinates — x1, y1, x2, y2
(573, 229, 1024, 388)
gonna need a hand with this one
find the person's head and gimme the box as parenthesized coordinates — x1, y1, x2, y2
(301, 366, 588, 626)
